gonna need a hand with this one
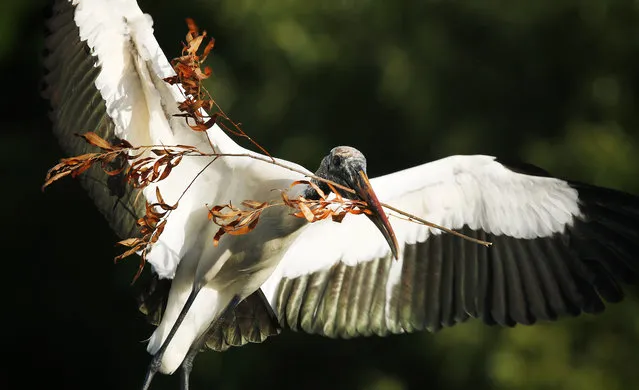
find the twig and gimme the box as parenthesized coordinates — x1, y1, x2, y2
(129, 145, 494, 248)
(199, 152, 492, 247)
(383, 204, 493, 247)
(44, 19, 492, 284)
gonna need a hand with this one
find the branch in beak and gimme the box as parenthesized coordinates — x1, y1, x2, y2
(355, 170, 400, 260)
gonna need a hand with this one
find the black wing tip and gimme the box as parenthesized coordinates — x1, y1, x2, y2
(550, 180, 639, 321)
(273, 217, 638, 342)
(570, 180, 639, 209)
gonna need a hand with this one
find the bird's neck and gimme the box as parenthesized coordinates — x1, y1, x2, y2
(303, 178, 329, 200)
(303, 174, 353, 200)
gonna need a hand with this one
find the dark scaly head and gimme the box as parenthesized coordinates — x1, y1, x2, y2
(305, 146, 399, 259)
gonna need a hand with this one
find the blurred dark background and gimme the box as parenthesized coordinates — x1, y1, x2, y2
(3, 0, 639, 389)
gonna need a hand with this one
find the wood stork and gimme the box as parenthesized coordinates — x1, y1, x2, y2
(43, 0, 639, 389)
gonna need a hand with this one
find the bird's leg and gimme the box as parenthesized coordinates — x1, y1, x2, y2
(179, 354, 194, 390)
(141, 288, 200, 390)
(179, 295, 242, 390)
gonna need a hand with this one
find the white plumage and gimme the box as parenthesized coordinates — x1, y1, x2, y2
(71, 0, 312, 374)
(44, 0, 639, 389)
(266, 155, 581, 281)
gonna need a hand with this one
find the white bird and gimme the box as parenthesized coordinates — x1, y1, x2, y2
(43, 0, 639, 389)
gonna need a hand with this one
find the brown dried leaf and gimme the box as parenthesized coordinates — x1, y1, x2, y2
(158, 163, 173, 181)
(153, 220, 168, 242)
(326, 182, 343, 201)
(103, 165, 126, 176)
(114, 246, 141, 262)
(174, 144, 198, 150)
(241, 200, 267, 209)
(331, 212, 347, 223)
(117, 138, 134, 149)
(314, 208, 333, 221)
(297, 202, 315, 222)
(163, 75, 179, 85)
(201, 39, 215, 61)
(213, 227, 225, 247)
(208, 206, 242, 221)
(280, 190, 291, 204)
(186, 18, 199, 39)
(227, 216, 260, 236)
(70, 161, 93, 178)
(117, 237, 142, 247)
(78, 132, 114, 151)
(155, 187, 166, 205)
(188, 122, 211, 131)
(171, 153, 184, 169)
(131, 258, 147, 284)
(291, 180, 327, 199)
(63, 153, 97, 163)
(152, 159, 163, 177)
(41, 170, 72, 190)
(207, 205, 224, 220)
(151, 148, 170, 156)
(236, 210, 259, 228)
(290, 180, 310, 188)
(194, 67, 210, 81)
(154, 202, 178, 211)
(187, 35, 204, 55)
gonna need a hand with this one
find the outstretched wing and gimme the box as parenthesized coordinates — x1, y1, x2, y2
(43, 0, 279, 351)
(44, 0, 144, 238)
(260, 155, 639, 336)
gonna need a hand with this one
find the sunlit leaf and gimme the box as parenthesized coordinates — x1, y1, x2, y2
(78, 131, 114, 150)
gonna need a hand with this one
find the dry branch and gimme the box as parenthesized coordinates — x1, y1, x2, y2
(208, 180, 374, 246)
(114, 187, 178, 282)
(43, 18, 491, 283)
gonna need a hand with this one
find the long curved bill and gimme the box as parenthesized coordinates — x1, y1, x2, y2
(355, 170, 400, 260)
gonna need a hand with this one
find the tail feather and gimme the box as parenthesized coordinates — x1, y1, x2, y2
(136, 273, 281, 353)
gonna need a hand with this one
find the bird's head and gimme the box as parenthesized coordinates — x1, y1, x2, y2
(307, 146, 399, 259)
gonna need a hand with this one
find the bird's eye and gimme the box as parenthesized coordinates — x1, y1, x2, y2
(332, 155, 341, 167)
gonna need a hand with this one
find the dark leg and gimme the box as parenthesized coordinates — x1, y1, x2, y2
(180, 354, 194, 390)
(141, 288, 200, 390)
(179, 295, 242, 390)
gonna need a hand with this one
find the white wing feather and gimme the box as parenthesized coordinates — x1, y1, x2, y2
(72, 0, 252, 278)
(261, 155, 582, 301)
